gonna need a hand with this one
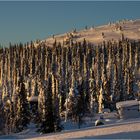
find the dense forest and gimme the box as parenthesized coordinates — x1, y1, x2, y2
(0, 36, 139, 134)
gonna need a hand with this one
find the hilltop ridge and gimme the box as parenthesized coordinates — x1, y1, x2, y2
(35, 19, 140, 47)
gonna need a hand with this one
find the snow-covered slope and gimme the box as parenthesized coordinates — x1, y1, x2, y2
(1, 118, 140, 139)
(39, 19, 140, 47)
(35, 120, 140, 139)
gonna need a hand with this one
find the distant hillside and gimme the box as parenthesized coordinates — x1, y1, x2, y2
(34, 19, 140, 47)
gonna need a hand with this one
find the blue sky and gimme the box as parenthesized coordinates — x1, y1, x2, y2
(0, 1, 140, 46)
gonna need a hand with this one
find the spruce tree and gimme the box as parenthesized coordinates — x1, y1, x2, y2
(15, 77, 30, 132)
(76, 80, 85, 128)
(0, 102, 5, 134)
(39, 76, 55, 133)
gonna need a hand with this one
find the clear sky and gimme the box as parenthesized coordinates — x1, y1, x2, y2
(0, 1, 140, 46)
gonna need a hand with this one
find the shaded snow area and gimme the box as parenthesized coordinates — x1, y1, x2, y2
(0, 113, 140, 139)
(0, 123, 38, 139)
(37, 19, 140, 47)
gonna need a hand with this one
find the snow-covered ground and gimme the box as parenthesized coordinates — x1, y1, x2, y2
(36, 118, 140, 140)
(0, 113, 140, 139)
(38, 19, 140, 47)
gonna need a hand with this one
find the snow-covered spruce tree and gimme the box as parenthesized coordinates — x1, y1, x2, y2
(89, 69, 98, 114)
(4, 99, 15, 134)
(37, 82, 44, 127)
(98, 44, 109, 113)
(126, 43, 134, 100)
(95, 46, 102, 112)
(111, 62, 121, 110)
(65, 77, 78, 120)
(58, 46, 68, 114)
(11, 85, 19, 133)
(121, 42, 128, 101)
(51, 73, 63, 132)
(134, 43, 139, 72)
(30, 80, 40, 123)
(127, 68, 135, 100)
(113, 62, 120, 101)
(39, 76, 55, 133)
(113, 45, 121, 103)
(64, 64, 75, 122)
(117, 42, 124, 102)
(64, 47, 69, 109)
(40, 46, 46, 81)
(106, 44, 116, 110)
(101, 44, 111, 109)
(64, 47, 75, 120)
(76, 80, 85, 128)
(65, 78, 84, 128)
(98, 81, 105, 113)
(15, 77, 30, 132)
(0, 102, 5, 134)
(82, 43, 91, 111)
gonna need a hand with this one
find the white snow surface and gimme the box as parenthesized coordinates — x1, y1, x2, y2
(37, 19, 140, 47)
(116, 100, 140, 108)
(0, 113, 140, 139)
